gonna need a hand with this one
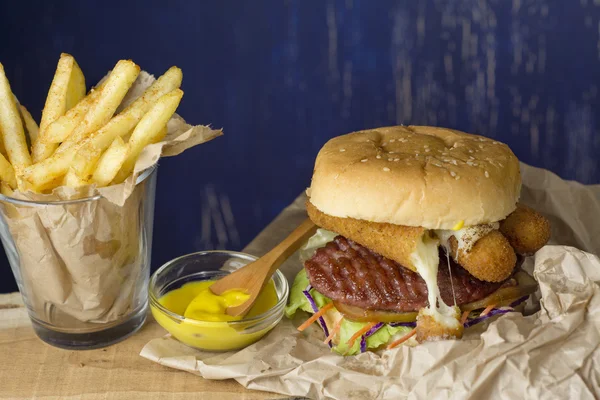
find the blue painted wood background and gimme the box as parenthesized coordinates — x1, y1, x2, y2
(1, 0, 599, 293)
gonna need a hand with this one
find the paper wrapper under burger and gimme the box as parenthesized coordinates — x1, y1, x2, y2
(141, 163, 600, 400)
(0, 70, 221, 326)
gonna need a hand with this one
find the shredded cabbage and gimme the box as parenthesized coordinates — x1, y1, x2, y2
(286, 269, 412, 355)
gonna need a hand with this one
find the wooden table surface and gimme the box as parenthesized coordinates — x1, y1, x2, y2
(0, 292, 285, 400)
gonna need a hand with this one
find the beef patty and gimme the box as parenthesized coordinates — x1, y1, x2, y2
(305, 235, 510, 312)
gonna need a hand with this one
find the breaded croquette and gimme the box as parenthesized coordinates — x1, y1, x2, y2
(499, 203, 551, 255)
(306, 200, 425, 273)
(416, 306, 463, 343)
(449, 230, 517, 282)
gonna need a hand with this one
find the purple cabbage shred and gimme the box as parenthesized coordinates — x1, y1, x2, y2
(360, 335, 367, 353)
(509, 295, 529, 308)
(302, 289, 332, 348)
(463, 308, 515, 328)
(365, 322, 384, 337)
(359, 322, 385, 353)
(463, 295, 531, 328)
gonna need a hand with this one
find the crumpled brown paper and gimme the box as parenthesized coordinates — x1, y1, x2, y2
(140, 163, 600, 400)
(1, 70, 221, 327)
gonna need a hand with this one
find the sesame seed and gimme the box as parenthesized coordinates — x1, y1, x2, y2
(390, 139, 396, 143)
(473, 163, 478, 166)
(389, 151, 395, 154)
(469, 150, 474, 153)
(394, 158, 400, 161)
(479, 144, 484, 149)
(450, 171, 456, 177)
(485, 171, 489, 178)
(424, 144, 429, 148)
(469, 156, 475, 160)
(376, 155, 382, 159)
(425, 149, 430, 152)
(339, 148, 346, 152)
(382, 142, 388, 146)
(442, 152, 448, 155)
(361, 159, 368, 163)
(498, 162, 503, 167)
(383, 167, 390, 172)
(455, 176, 461, 180)
(451, 160, 458, 165)
(466, 161, 473, 166)
(493, 141, 500, 145)
(388, 158, 393, 161)
(415, 153, 419, 157)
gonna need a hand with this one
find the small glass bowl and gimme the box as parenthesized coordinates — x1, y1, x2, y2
(149, 250, 288, 352)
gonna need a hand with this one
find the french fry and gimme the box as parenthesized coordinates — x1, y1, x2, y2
(0, 130, 7, 158)
(0, 181, 13, 196)
(152, 125, 168, 144)
(0, 63, 31, 171)
(0, 152, 17, 189)
(63, 168, 88, 188)
(19, 105, 39, 144)
(91, 137, 128, 187)
(71, 66, 182, 179)
(32, 54, 82, 162)
(22, 60, 140, 190)
(65, 58, 86, 110)
(56, 59, 140, 152)
(22, 146, 77, 191)
(44, 82, 104, 144)
(113, 89, 183, 183)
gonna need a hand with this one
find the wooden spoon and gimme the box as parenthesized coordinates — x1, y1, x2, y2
(210, 218, 317, 317)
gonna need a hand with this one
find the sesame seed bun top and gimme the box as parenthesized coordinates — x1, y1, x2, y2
(307, 125, 521, 230)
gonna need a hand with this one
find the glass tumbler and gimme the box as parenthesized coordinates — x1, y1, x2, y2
(0, 167, 157, 349)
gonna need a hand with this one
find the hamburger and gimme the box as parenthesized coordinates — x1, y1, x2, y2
(285, 126, 550, 355)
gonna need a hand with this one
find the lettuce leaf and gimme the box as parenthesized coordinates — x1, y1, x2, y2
(362, 324, 412, 354)
(286, 268, 413, 355)
(336, 319, 412, 355)
(285, 269, 330, 317)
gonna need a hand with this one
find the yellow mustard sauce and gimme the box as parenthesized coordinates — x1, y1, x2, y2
(152, 280, 278, 351)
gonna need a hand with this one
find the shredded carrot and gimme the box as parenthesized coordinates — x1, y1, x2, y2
(480, 304, 497, 317)
(323, 317, 344, 344)
(297, 303, 334, 332)
(460, 310, 470, 325)
(387, 328, 417, 349)
(346, 322, 378, 347)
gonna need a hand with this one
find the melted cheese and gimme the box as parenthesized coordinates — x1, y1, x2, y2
(410, 234, 461, 329)
(435, 223, 499, 257)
